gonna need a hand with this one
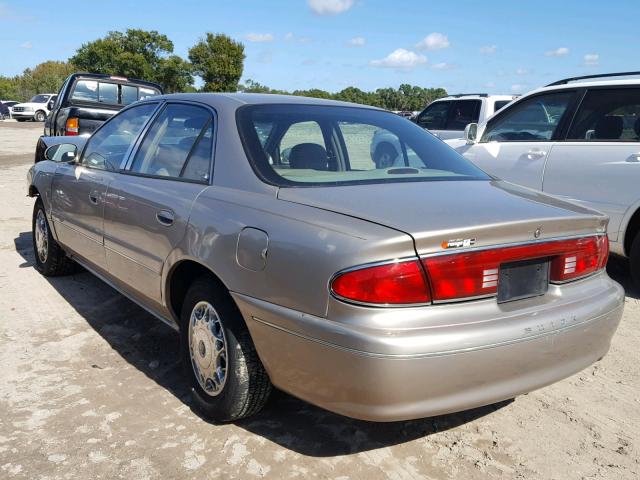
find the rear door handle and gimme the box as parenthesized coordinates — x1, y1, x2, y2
(156, 210, 175, 226)
(89, 192, 99, 205)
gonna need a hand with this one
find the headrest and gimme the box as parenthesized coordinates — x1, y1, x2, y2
(594, 116, 623, 140)
(289, 143, 328, 170)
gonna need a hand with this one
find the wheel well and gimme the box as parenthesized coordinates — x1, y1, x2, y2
(624, 208, 640, 256)
(167, 260, 227, 325)
(28, 185, 39, 197)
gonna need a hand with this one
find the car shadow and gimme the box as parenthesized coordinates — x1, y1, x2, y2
(14, 230, 533, 456)
(606, 255, 639, 299)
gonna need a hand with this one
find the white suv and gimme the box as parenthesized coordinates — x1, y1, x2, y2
(11, 93, 56, 122)
(447, 72, 640, 286)
(413, 93, 518, 140)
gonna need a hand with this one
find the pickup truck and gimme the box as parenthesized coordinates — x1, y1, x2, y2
(44, 73, 162, 136)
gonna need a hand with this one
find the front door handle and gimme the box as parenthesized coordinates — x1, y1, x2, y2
(156, 210, 175, 226)
(526, 149, 547, 159)
(89, 192, 99, 205)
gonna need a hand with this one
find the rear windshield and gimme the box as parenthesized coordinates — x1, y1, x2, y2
(71, 80, 161, 105)
(237, 104, 489, 186)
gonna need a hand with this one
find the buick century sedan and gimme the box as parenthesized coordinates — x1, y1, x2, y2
(27, 93, 624, 422)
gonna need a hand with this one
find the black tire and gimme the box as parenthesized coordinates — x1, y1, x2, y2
(16, 118, 27, 122)
(630, 233, 640, 289)
(34, 111, 46, 122)
(32, 199, 76, 276)
(374, 142, 398, 169)
(180, 277, 272, 422)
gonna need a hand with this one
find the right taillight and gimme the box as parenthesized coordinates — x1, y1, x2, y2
(331, 235, 608, 306)
(65, 117, 79, 136)
(549, 235, 608, 283)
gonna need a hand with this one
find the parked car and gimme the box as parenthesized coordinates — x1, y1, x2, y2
(447, 72, 640, 287)
(0, 100, 19, 119)
(44, 73, 163, 137)
(28, 93, 623, 422)
(11, 94, 57, 122)
(413, 93, 519, 140)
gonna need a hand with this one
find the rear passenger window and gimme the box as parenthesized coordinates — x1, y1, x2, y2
(567, 88, 640, 141)
(99, 83, 118, 104)
(130, 104, 213, 182)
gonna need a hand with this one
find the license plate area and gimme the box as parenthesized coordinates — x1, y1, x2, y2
(497, 258, 549, 303)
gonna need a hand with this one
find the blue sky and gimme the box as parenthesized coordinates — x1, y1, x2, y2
(1, 0, 637, 94)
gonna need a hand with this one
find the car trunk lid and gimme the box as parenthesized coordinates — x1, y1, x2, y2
(277, 180, 608, 255)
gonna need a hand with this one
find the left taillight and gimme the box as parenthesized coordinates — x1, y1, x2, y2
(331, 259, 431, 305)
(65, 117, 79, 136)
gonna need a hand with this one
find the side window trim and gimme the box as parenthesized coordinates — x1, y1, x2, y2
(78, 101, 162, 171)
(121, 100, 218, 185)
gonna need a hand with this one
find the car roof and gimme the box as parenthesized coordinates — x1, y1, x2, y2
(438, 94, 517, 101)
(67, 72, 162, 89)
(144, 92, 382, 110)
(525, 78, 640, 97)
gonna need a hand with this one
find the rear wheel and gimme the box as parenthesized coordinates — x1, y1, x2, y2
(630, 234, 640, 289)
(32, 199, 76, 276)
(180, 277, 271, 422)
(34, 111, 46, 122)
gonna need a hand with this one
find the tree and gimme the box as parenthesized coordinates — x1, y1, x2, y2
(189, 33, 245, 92)
(70, 29, 193, 92)
(0, 61, 76, 101)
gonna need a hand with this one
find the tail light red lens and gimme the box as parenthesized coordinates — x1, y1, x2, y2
(422, 235, 609, 302)
(331, 235, 608, 306)
(65, 117, 79, 136)
(331, 260, 431, 305)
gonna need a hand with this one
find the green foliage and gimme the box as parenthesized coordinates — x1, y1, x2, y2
(189, 33, 245, 92)
(0, 61, 76, 102)
(70, 29, 193, 92)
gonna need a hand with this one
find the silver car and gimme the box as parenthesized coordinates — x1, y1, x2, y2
(27, 93, 624, 422)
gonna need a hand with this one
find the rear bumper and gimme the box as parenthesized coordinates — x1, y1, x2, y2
(233, 273, 624, 421)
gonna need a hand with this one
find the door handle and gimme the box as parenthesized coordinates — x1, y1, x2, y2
(89, 192, 99, 205)
(526, 150, 547, 159)
(156, 210, 175, 226)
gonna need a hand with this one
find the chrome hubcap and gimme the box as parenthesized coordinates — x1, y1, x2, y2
(34, 209, 48, 264)
(188, 301, 227, 396)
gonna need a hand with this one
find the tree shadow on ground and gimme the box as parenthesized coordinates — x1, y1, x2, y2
(23, 230, 613, 456)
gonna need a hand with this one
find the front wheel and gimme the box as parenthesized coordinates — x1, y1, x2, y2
(630, 233, 640, 289)
(180, 278, 272, 422)
(34, 111, 46, 122)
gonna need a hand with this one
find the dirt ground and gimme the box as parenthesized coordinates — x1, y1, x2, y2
(0, 121, 639, 480)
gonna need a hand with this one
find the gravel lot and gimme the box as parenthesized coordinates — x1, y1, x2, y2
(1, 121, 639, 479)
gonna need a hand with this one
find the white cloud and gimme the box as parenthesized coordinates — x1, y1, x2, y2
(370, 48, 427, 69)
(584, 53, 599, 66)
(545, 47, 569, 57)
(416, 32, 450, 51)
(349, 36, 366, 47)
(20, 41, 32, 49)
(480, 45, 497, 54)
(432, 62, 454, 70)
(515, 68, 529, 75)
(511, 83, 527, 92)
(308, 0, 355, 15)
(246, 33, 274, 43)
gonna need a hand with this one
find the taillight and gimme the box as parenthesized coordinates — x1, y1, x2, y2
(330, 235, 608, 306)
(549, 235, 608, 282)
(423, 235, 609, 302)
(65, 117, 79, 136)
(331, 260, 431, 305)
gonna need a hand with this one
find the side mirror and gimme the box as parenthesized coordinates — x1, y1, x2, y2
(44, 144, 77, 163)
(464, 123, 478, 144)
(47, 100, 55, 110)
